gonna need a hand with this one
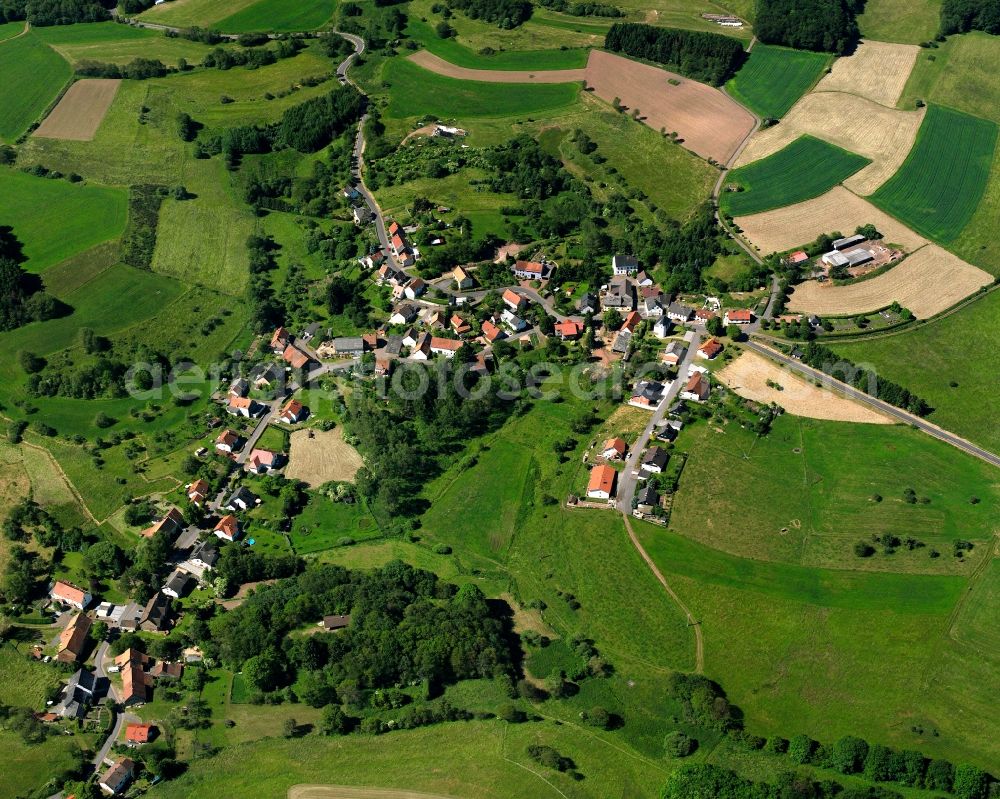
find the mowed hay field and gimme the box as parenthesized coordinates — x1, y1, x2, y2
(734, 186, 929, 255)
(734, 92, 925, 195)
(717, 351, 894, 424)
(584, 49, 755, 163)
(814, 40, 919, 107)
(833, 287, 1000, 454)
(289, 787, 459, 799)
(35, 21, 223, 68)
(787, 244, 993, 318)
(33, 78, 120, 141)
(137, 0, 260, 27)
(217, 0, 336, 32)
(858, 0, 942, 45)
(0, 32, 71, 142)
(726, 45, 831, 119)
(871, 105, 997, 242)
(721, 136, 870, 217)
(407, 50, 586, 83)
(285, 428, 364, 488)
(0, 169, 127, 271)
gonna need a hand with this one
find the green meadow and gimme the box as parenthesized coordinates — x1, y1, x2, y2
(0, 21, 23, 42)
(137, 0, 261, 28)
(871, 104, 997, 243)
(721, 135, 870, 216)
(832, 288, 1000, 455)
(35, 21, 225, 67)
(0, 32, 71, 142)
(216, 0, 336, 32)
(726, 45, 831, 119)
(0, 169, 127, 271)
(858, 0, 942, 44)
(383, 58, 581, 120)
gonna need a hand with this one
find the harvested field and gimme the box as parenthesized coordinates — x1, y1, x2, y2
(584, 50, 755, 163)
(786, 244, 993, 318)
(285, 428, 363, 488)
(33, 78, 119, 141)
(407, 50, 585, 83)
(734, 92, 924, 195)
(735, 186, 928, 255)
(718, 351, 894, 424)
(814, 40, 919, 107)
(290, 787, 460, 799)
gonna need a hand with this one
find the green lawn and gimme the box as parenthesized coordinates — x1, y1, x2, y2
(405, 16, 590, 70)
(0, 644, 61, 706)
(857, 0, 942, 44)
(871, 104, 997, 243)
(0, 31, 70, 142)
(831, 288, 1000, 455)
(0, 168, 127, 272)
(216, 0, 336, 32)
(669, 415, 1000, 570)
(287, 495, 381, 554)
(383, 58, 581, 120)
(720, 135, 870, 217)
(726, 45, 831, 119)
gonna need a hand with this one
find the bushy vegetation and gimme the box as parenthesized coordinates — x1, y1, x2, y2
(940, 0, 1000, 35)
(0, 0, 113, 25)
(0, 227, 66, 331)
(446, 0, 532, 28)
(537, 0, 623, 16)
(604, 23, 746, 85)
(754, 0, 861, 54)
(120, 185, 166, 270)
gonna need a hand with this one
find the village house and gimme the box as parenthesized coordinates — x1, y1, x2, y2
(227, 395, 262, 419)
(653, 317, 672, 338)
(140, 507, 185, 539)
(280, 398, 306, 424)
(161, 569, 194, 600)
(187, 479, 210, 506)
(332, 337, 364, 358)
(501, 309, 527, 332)
(666, 302, 694, 323)
(384, 335, 403, 356)
(403, 277, 426, 300)
(602, 277, 635, 311)
(723, 309, 753, 325)
(125, 723, 156, 746)
(362, 250, 388, 270)
(451, 314, 471, 335)
(353, 205, 372, 225)
(577, 293, 599, 316)
(49, 580, 91, 610)
(502, 288, 526, 312)
(612, 255, 639, 276)
(453, 266, 474, 290)
(409, 332, 431, 360)
(250, 363, 283, 390)
(601, 438, 627, 460)
(512, 259, 551, 280)
(555, 320, 583, 340)
(481, 320, 505, 343)
(57, 612, 92, 664)
(226, 486, 259, 512)
(246, 448, 282, 474)
(115, 649, 152, 705)
(422, 307, 445, 328)
(635, 270, 653, 286)
(139, 591, 172, 633)
(611, 330, 631, 355)
(586, 464, 617, 500)
(389, 304, 419, 326)
(215, 429, 241, 454)
(374, 356, 393, 377)
(95, 601, 141, 631)
(662, 341, 688, 366)
(213, 514, 241, 542)
(697, 338, 723, 360)
(621, 311, 641, 334)
(99, 756, 136, 795)
(270, 327, 291, 354)
(641, 446, 669, 473)
(178, 539, 219, 582)
(630, 380, 667, 409)
(52, 668, 96, 718)
(321, 614, 352, 631)
(377, 263, 405, 285)
(681, 372, 711, 402)
(282, 343, 312, 370)
(229, 377, 249, 398)
(430, 337, 463, 359)
(635, 484, 660, 514)
(695, 308, 716, 324)
(642, 296, 664, 318)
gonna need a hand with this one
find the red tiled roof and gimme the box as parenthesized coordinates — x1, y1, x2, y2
(502, 288, 523, 307)
(481, 320, 503, 342)
(430, 336, 462, 351)
(726, 309, 752, 322)
(699, 338, 723, 358)
(281, 399, 303, 418)
(587, 464, 617, 495)
(214, 515, 240, 540)
(188, 479, 210, 500)
(282, 344, 310, 369)
(51, 580, 87, 606)
(228, 396, 253, 410)
(126, 723, 154, 743)
(603, 438, 626, 457)
(695, 308, 715, 320)
(216, 429, 239, 446)
(622, 311, 641, 333)
(555, 320, 583, 337)
(515, 260, 544, 275)
(270, 327, 289, 348)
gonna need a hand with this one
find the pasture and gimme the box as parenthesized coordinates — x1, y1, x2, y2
(0, 730, 86, 799)
(0, 21, 23, 43)
(0, 32, 71, 142)
(33, 78, 120, 141)
(786, 243, 991, 318)
(216, 0, 336, 33)
(35, 21, 221, 67)
(726, 45, 831, 119)
(0, 168, 127, 271)
(833, 287, 1000, 454)
(287, 497, 381, 554)
(138, 0, 260, 28)
(857, 0, 942, 44)
(382, 58, 580, 120)
(721, 136, 870, 217)
(871, 105, 997, 242)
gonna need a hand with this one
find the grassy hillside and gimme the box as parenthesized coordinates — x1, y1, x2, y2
(721, 135, 870, 216)
(0, 32, 71, 142)
(858, 0, 942, 44)
(0, 168, 127, 271)
(871, 104, 997, 242)
(726, 45, 831, 119)
(35, 21, 223, 67)
(216, 0, 336, 32)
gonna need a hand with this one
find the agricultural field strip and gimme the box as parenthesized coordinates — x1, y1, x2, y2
(725, 45, 832, 119)
(812, 40, 919, 107)
(33, 79, 121, 141)
(406, 50, 586, 83)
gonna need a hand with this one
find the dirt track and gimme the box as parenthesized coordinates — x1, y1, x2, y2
(584, 50, 755, 163)
(289, 786, 461, 799)
(787, 244, 993, 319)
(718, 351, 894, 424)
(33, 79, 120, 141)
(407, 50, 585, 83)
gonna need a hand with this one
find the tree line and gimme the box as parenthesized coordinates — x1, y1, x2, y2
(940, 0, 1000, 34)
(446, 0, 532, 28)
(755, 0, 861, 54)
(0, 0, 112, 25)
(0, 226, 66, 332)
(604, 22, 747, 85)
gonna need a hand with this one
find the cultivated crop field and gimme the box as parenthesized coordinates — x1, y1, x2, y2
(0, 32, 71, 142)
(33, 78, 120, 141)
(871, 104, 998, 242)
(734, 185, 929, 254)
(721, 135, 870, 217)
(0, 168, 127, 271)
(787, 243, 992, 318)
(814, 40, 919, 107)
(584, 49, 756, 163)
(734, 92, 925, 195)
(726, 45, 831, 119)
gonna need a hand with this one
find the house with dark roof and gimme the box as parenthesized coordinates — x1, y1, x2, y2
(99, 756, 136, 795)
(161, 569, 194, 600)
(666, 302, 694, 323)
(641, 446, 669, 473)
(630, 380, 666, 409)
(53, 668, 97, 718)
(577, 293, 599, 316)
(225, 486, 259, 512)
(612, 254, 638, 275)
(321, 614, 352, 631)
(635, 484, 660, 514)
(139, 591, 172, 633)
